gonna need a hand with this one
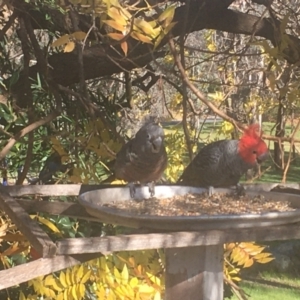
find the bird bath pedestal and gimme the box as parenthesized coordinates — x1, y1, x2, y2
(79, 185, 300, 300)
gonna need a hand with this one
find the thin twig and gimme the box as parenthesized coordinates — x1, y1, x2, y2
(16, 17, 35, 183)
(159, 76, 174, 119)
(224, 276, 249, 300)
(168, 38, 245, 132)
(0, 126, 13, 138)
(0, 111, 60, 161)
(282, 120, 300, 183)
(0, 10, 18, 41)
(16, 132, 34, 185)
(102, 142, 116, 158)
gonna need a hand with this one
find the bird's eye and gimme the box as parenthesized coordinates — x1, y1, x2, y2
(147, 134, 151, 139)
(253, 150, 257, 154)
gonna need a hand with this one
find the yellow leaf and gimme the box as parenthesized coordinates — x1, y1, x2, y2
(107, 33, 124, 41)
(154, 33, 164, 49)
(231, 276, 242, 282)
(44, 275, 55, 286)
(52, 278, 64, 292)
(65, 287, 70, 299)
(131, 32, 152, 44)
(121, 41, 128, 56)
(111, 179, 126, 184)
(0, 223, 8, 237)
(119, 6, 132, 20)
(243, 257, 254, 268)
(103, 19, 125, 32)
(158, 5, 176, 23)
(128, 256, 135, 267)
(65, 268, 72, 285)
(71, 31, 87, 41)
(257, 256, 275, 264)
(60, 271, 68, 288)
(57, 291, 64, 300)
(105, 264, 115, 286)
(154, 291, 161, 300)
(151, 26, 161, 39)
(36, 216, 62, 236)
(64, 41, 75, 52)
(107, 290, 116, 300)
(77, 264, 84, 281)
(71, 285, 78, 300)
(77, 283, 86, 298)
(114, 266, 122, 284)
(46, 287, 56, 299)
(81, 269, 91, 284)
(134, 18, 155, 37)
(146, 272, 161, 286)
(51, 34, 70, 47)
(138, 284, 155, 294)
(96, 286, 106, 299)
(129, 277, 139, 288)
(107, 7, 128, 25)
(163, 21, 177, 35)
(121, 264, 129, 284)
(254, 252, 273, 260)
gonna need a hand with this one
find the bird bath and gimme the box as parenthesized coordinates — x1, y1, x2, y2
(78, 185, 300, 300)
(78, 185, 300, 231)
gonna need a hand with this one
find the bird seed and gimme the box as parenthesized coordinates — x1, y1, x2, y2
(102, 193, 295, 216)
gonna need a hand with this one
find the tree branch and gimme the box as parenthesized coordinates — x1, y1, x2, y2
(168, 38, 245, 132)
(0, 111, 60, 161)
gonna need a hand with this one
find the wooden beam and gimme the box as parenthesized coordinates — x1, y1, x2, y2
(56, 223, 300, 255)
(0, 253, 102, 290)
(3, 184, 112, 197)
(165, 245, 223, 300)
(17, 199, 102, 222)
(0, 190, 57, 258)
(5, 182, 298, 197)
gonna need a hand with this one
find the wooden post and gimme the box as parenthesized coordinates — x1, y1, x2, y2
(0, 190, 57, 258)
(165, 244, 223, 300)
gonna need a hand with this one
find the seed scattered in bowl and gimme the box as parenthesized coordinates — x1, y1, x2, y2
(101, 193, 295, 216)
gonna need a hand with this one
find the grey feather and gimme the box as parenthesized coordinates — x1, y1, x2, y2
(115, 121, 168, 196)
(178, 140, 254, 188)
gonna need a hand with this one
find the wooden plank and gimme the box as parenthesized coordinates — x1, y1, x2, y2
(244, 182, 300, 192)
(165, 245, 223, 300)
(3, 184, 114, 197)
(56, 223, 300, 255)
(0, 253, 102, 290)
(0, 190, 57, 258)
(17, 199, 102, 222)
(4, 182, 300, 197)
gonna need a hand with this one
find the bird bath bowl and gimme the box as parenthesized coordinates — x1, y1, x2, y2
(78, 185, 300, 231)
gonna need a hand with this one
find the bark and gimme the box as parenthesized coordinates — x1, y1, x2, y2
(6, 0, 300, 105)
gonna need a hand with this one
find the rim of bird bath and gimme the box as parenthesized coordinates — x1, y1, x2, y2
(78, 185, 300, 231)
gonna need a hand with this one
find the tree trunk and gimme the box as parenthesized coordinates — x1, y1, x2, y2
(274, 100, 285, 170)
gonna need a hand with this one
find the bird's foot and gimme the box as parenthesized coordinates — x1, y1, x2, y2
(128, 182, 136, 198)
(208, 186, 215, 197)
(234, 183, 246, 197)
(148, 182, 155, 197)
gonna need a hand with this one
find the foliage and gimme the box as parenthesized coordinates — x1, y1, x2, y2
(224, 242, 274, 283)
(20, 250, 164, 300)
(164, 129, 186, 182)
(51, 0, 176, 55)
(1, 0, 300, 299)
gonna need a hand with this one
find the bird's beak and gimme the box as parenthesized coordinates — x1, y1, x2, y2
(256, 152, 269, 164)
(152, 136, 163, 153)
